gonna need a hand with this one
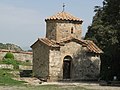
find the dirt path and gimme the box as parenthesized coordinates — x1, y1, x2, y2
(0, 81, 120, 90)
(0, 86, 25, 90)
(41, 82, 120, 90)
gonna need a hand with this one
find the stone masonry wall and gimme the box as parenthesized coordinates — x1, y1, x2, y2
(49, 42, 84, 81)
(46, 21, 57, 40)
(72, 48, 101, 80)
(61, 42, 101, 80)
(46, 20, 82, 42)
(32, 42, 49, 78)
(49, 48, 62, 81)
(49, 41, 101, 81)
(0, 49, 32, 63)
(56, 21, 82, 41)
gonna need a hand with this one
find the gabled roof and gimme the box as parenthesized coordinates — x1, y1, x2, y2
(45, 11, 83, 23)
(58, 36, 103, 54)
(31, 37, 103, 54)
(84, 40, 103, 54)
(58, 36, 86, 46)
(39, 38, 59, 47)
(31, 38, 60, 48)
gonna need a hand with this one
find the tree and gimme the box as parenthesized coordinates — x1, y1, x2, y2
(85, 0, 120, 81)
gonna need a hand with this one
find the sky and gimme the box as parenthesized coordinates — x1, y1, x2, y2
(0, 0, 103, 50)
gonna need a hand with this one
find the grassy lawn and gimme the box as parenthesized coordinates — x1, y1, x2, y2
(0, 67, 89, 90)
(0, 69, 92, 90)
(0, 59, 92, 90)
(0, 59, 31, 86)
(0, 69, 25, 86)
(0, 67, 91, 90)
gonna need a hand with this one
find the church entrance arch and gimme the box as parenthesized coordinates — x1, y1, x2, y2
(63, 56, 72, 79)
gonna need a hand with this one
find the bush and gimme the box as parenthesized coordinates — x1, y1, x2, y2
(2, 58, 19, 70)
(4, 52, 14, 59)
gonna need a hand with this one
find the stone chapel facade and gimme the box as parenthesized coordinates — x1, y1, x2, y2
(31, 11, 103, 81)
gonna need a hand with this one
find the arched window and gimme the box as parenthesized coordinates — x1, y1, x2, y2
(71, 27, 73, 34)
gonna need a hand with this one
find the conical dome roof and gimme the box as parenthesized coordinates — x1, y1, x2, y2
(45, 11, 83, 22)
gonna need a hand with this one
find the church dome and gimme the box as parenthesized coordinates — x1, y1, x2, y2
(45, 11, 83, 23)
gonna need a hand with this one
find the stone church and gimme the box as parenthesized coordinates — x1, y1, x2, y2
(31, 11, 103, 81)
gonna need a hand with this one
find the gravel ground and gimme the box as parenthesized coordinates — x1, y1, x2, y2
(42, 82, 120, 90)
(0, 80, 120, 90)
(0, 86, 25, 90)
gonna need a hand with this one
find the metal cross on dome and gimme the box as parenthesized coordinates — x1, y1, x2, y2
(62, 3, 65, 12)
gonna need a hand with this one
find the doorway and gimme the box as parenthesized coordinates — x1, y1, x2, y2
(63, 56, 72, 79)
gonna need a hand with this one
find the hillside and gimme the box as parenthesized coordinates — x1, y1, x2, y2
(0, 43, 23, 51)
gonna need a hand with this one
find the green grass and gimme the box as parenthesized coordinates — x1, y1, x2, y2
(0, 58, 20, 69)
(0, 59, 30, 86)
(0, 59, 31, 70)
(0, 68, 91, 90)
(0, 69, 25, 86)
(0, 59, 31, 66)
(19, 60, 31, 66)
(0, 59, 91, 90)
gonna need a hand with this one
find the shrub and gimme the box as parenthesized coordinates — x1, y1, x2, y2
(4, 52, 14, 59)
(2, 58, 19, 70)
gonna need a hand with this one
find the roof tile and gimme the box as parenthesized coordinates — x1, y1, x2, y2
(38, 38, 60, 47)
(32, 37, 103, 54)
(45, 11, 82, 22)
(84, 40, 103, 54)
